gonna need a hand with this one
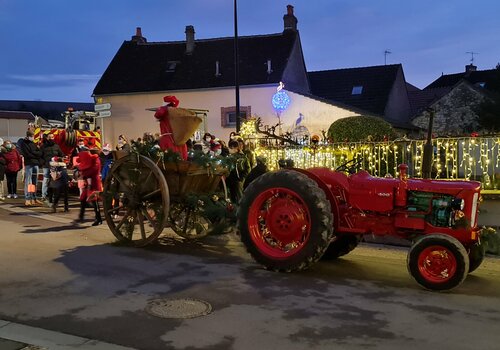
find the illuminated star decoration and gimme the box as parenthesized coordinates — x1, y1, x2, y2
(272, 81, 291, 112)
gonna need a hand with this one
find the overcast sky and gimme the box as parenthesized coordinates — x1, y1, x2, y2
(1, 0, 499, 102)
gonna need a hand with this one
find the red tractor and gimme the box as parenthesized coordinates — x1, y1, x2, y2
(238, 162, 483, 291)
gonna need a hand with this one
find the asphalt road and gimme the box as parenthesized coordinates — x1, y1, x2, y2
(0, 202, 499, 350)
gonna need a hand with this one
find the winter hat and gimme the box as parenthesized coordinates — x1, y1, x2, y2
(50, 156, 66, 167)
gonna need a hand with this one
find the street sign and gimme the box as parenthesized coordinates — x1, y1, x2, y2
(97, 110, 112, 118)
(94, 103, 111, 112)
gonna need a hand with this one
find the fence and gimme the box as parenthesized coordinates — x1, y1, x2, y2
(252, 136, 500, 192)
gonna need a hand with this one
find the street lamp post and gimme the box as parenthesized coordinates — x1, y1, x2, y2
(234, 0, 241, 132)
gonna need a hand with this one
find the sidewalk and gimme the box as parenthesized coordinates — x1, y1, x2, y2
(0, 320, 135, 350)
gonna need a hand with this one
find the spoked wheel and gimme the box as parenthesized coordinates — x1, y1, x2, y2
(102, 154, 169, 246)
(168, 202, 211, 239)
(407, 234, 469, 291)
(238, 170, 334, 272)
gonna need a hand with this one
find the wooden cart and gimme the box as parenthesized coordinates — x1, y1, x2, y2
(102, 152, 228, 246)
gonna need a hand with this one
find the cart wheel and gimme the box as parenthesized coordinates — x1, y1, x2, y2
(102, 154, 169, 246)
(169, 203, 211, 239)
(407, 234, 469, 291)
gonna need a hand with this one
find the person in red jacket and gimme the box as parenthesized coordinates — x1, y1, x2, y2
(153, 95, 188, 160)
(76, 150, 102, 226)
(1, 140, 23, 199)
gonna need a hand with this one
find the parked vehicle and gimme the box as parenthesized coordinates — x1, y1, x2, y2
(238, 161, 483, 291)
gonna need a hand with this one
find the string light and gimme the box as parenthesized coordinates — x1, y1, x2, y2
(251, 137, 500, 191)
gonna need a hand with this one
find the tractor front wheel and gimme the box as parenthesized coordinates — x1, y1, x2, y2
(238, 170, 334, 272)
(407, 234, 469, 291)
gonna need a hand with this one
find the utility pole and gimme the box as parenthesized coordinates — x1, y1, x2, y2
(421, 108, 435, 179)
(234, 0, 241, 132)
(384, 49, 391, 65)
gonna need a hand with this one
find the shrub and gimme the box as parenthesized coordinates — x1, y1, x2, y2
(328, 116, 396, 142)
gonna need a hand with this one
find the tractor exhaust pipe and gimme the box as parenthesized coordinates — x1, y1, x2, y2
(421, 108, 434, 179)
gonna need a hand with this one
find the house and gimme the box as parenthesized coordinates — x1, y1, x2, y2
(307, 64, 416, 132)
(0, 100, 94, 122)
(93, 6, 362, 145)
(411, 65, 500, 135)
(0, 110, 35, 141)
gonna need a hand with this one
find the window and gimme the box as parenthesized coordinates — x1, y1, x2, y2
(221, 106, 251, 128)
(166, 61, 178, 72)
(477, 82, 486, 88)
(352, 86, 363, 95)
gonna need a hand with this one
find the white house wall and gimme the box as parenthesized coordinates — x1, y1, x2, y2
(97, 86, 359, 147)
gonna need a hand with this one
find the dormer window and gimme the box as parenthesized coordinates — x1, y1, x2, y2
(352, 86, 363, 95)
(166, 61, 178, 72)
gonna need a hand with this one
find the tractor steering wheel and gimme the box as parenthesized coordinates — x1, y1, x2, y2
(335, 158, 363, 174)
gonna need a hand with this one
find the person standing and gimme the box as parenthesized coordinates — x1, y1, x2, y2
(0, 138, 5, 200)
(18, 130, 43, 206)
(226, 139, 250, 203)
(41, 133, 64, 202)
(116, 135, 131, 152)
(76, 150, 102, 226)
(48, 157, 69, 213)
(2, 140, 23, 199)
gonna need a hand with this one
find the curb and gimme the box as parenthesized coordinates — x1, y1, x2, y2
(0, 320, 136, 350)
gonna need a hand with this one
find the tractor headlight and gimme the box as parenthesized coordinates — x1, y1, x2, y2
(451, 198, 465, 211)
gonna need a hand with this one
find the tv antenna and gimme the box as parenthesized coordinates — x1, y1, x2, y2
(466, 51, 478, 64)
(384, 50, 392, 65)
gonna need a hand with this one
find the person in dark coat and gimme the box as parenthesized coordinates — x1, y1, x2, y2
(41, 133, 64, 202)
(243, 156, 268, 190)
(0, 139, 6, 200)
(226, 140, 250, 203)
(18, 130, 43, 206)
(48, 157, 69, 213)
(2, 140, 23, 199)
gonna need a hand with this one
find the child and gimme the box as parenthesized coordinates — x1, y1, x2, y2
(49, 157, 69, 213)
(226, 139, 250, 203)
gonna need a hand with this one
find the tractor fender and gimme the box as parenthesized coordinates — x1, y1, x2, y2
(292, 168, 341, 233)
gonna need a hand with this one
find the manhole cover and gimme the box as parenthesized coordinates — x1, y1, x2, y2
(145, 298, 212, 319)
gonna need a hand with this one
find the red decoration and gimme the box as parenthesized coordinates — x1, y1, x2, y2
(471, 132, 479, 137)
(154, 95, 187, 160)
(77, 151, 102, 201)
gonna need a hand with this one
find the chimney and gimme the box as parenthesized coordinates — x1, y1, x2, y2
(131, 27, 147, 43)
(283, 5, 298, 32)
(465, 63, 477, 73)
(185, 25, 195, 54)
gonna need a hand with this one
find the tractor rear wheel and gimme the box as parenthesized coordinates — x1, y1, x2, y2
(321, 234, 359, 260)
(468, 242, 485, 273)
(407, 234, 469, 291)
(238, 170, 334, 272)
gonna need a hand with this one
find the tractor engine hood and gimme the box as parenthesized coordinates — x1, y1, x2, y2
(406, 178, 481, 196)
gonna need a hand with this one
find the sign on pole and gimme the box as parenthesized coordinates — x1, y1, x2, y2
(94, 103, 111, 112)
(97, 110, 112, 118)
